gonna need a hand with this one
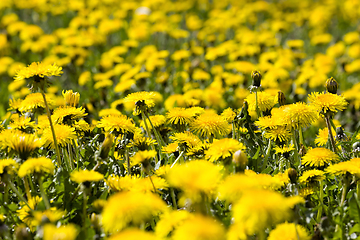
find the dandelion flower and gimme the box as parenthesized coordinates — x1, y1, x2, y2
(170, 131, 202, 150)
(5, 131, 42, 160)
(263, 126, 292, 142)
(190, 112, 230, 138)
(14, 62, 63, 90)
(42, 124, 77, 148)
(221, 108, 236, 122)
(326, 158, 360, 177)
(62, 90, 80, 107)
(274, 144, 295, 155)
(205, 138, 245, 162)
(162, 142, 179, 154)
(299, 170, 326, 184)
(140, 114, 166, 130)
(282, 102, 319, 128)
(43, 224, 78, 240)
(52, 106, 87, 125)
(70, 169, 104, 184)
(129, 136, 157, 151)
(101, 191, 167, 233)
(245, 91, 276, 112)
(106, 175, 168, 192)
(8, 115, 35, 132)
(172, 214, 226, 240)
(97, 114, 136, 135)
(130, 150, 157, 167)
(155, 210, 193, 239)
(308, 92, 348, 114)
(166, 107, 195, 126)
(166, 160, 222, 202)
(301, 148, 339, 167)
(124, 91, 157, 115)
(232, 189, 304, 235)
(268, 222, 311, 240)
(17, 196, 42, 230)
(108, 229, 158, 240)
(315, 127, 336, 146)
(18, 157, 54, 177)
(0, 159, 18, 176)
(19, 92, 54, 112)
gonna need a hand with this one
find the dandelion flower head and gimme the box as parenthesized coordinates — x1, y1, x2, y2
(308, 92, 348, 114)
(70, 169, 104, 184)
(205, 138, 245, 162)
(301, 148, 339, 167)
(268, 222, 311, 240)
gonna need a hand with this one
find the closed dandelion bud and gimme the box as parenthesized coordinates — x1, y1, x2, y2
(91, 213, 102, 229)
(287, 168, 298, 184)
(100, 134, 113, 160)
(325, 77, 338, 94)
(232, 150, 248, 171)
(251, 70, 262, 87)
(298, 144, 307, 157)
(62, 90, 80, 107)
(277, 91, 286, 106)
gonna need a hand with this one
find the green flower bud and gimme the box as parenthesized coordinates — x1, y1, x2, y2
(325, 77, 338, 94)
(287, 168, 298, 184)
(233, 150, 248, 172)
(251, 70, 262, 88)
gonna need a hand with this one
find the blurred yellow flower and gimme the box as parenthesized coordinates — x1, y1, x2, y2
(18, 157, 54, 177)
(70, 169, 104, 184)
(268, 222, 311, 240)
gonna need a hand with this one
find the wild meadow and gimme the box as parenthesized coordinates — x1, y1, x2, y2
(1, 0, 360, 239)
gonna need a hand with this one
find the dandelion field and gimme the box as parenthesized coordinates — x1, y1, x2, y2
(2, 0, 360, 239)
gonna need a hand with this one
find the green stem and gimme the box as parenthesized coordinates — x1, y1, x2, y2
(261, 139, 272, 172)
(170, 188, 178, 210)
(232, 122, 236, 140)
(255, 90, 261, 119)
(292, 128, 300, 167)
(125, 148, 131, 175)
(82, 187, 88, 233)
(299, 127, 304, 146)
(5, 177, 32, 210)
(38, 177, 51, 209)
(317, 180, 324, 222)
(141, 112, 160, 164)
(340, 179, 348, 207)
(325, 115, 337, 154)
(148, 175, 157, 193)
(68, 144, 74, 170)
(145, 112, 166, 147)
(23, 177, 31, 200)
(41, 90, 62, 166)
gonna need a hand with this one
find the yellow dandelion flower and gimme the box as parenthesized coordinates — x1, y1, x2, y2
(263, 126, 292, 142)
(3, 131, 42, 160)
(172, 215, 226, 240)
(14, 62, 63, 90)
(8, 115, 35, 132)
(218, 173, 285, 203)
(221, 107, 236, 122)
(166, 107, 195, 126)
(130, 150, 157, 166)
(299, 187, 315, 197)
(18, 157, 54, 177)
(302, 148, 339, 167)
(274, 144, 295, 155)
(129, 136, 157, 151)
(0, 159, 18, 176)
(315, 127, 336, 146)
(326, 158, 360, 177)
(166, 160, 222, 202)
(268, 222, 311, 240)
(108, 228, 158, 240)
(17, 196, 42, 230)
(190, 112, 230, 138)
(97, 114, 136, 135)
(43, 224, 78, 240)
(205, 138, 245, 162)
(308, 92, 348, 114)
(299, 170, 326, 184)
(282, 102, 319, 128)
(162, 142, 179, 154)
(245, 91, 276, 112)
(52, 106, 87, 125)
(170, 131, 202, 150)
(232, 189, 304, 235)
(155, 210, 193, 239)
(70, 169, 104, 184)
(33, 208, 66, 226)
(19, 92, 54, 112)
(42, 124, 77, 148)
(255, 115, 284, 130)
(62, 90, 80, 107)
(102, 191, 167, 233)
(106, 175, 168, 192)
(140, 115, 166, 130)
(124, 91, 157, 115)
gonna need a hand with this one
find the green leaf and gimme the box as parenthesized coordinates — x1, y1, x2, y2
(350, 224, 360, 234)
(349, 194, 360, 223)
